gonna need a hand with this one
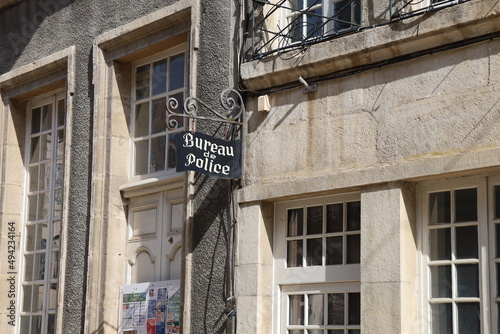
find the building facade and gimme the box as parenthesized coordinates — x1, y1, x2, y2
(0, 0, 499, 334)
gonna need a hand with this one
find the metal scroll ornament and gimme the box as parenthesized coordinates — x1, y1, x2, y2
(166, 88, 244, 130)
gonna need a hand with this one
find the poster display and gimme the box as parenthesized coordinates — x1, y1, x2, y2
(119, 280, 181, 334)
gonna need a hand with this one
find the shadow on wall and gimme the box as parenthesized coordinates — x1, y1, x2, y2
(0, 0, 74, 73)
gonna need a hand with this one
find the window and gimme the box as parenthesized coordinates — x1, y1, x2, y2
(275, 193, 361, 334)
(394, 0, 468, 17)
(20, 92, 65, 334)
(285, 0, 361, 43)
(420, 176, 499, 333)
(131, 46, 186, 177)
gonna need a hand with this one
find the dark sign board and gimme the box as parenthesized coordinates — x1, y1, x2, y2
(174, 131, 242, 179)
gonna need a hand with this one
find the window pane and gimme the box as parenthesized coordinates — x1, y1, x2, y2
(30, 137, 40, 163)
(495, 185, 500, 219)
(152, 58, 167, 96)
(34, 253, 45, 280)
(54, 162, 63, 187)
(496, 224, 500, 258)
(51, 251, 60, 279)
(288, 209, 304, 237)
(429, 228, 451, 261)
(48, 283, 58, 310)
(457, 303, 480, 334)
(169, 53, 185, 91)
(348, 330, 361, 334)
(348, 292, 360, 325)
(56, 129, 64, 157)
(47, 314, 56, 334)
(289, 330, 304, 334)
(41, 104, 52, 131)
(31, 315, 42, 333)
(28, 194, 37, 221)
(431, 303, 452, 334)
(38, 192, 48, 220)
(455, 188, 477, 222)
(31, 107, 41, 134)
(57, 99, 65, 127)
(346, 201, 360, 231)
(24, 254, 34, 281)
(135, 64, 150, 100)
(289, 295, 304, 325)
(134, 140, 148, 175)
(168, 92, 184, 128)
(29, 165, 39, 191)
(150, 136, 166, 173)
(307, 330, 322, 334)
(346, 234, 360, 264)
(53, 220, 61, 248)
(431, 265, 451, 298)
(456, 225, 478, 259)
(135, 102, 149, 137)
(326, 203, 343, 233)
(326, 236, 342, 265)
(429, 191, 450, 225)
(328, 293, 344, 325)
(151, 98, 166, 134)
(26, 225, 36, 252)
(457, 264, 479, 298)
(36, 223, 47, 250)
(306, 238, 322, 266)
(287, 240, 303, 267)
(33, 285, 44, 311)
(328, 331, 344, 334)
(40, 162, 49, 190)
(308, 294, 324, 325)
(40, 133, 52, 161)
(307, 206, 323, 235)
(167, 133, 177, 169)
(497, 263, 500, 297)
(22, 285, 32, 312)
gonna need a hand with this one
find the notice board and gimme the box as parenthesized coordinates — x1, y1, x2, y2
(119, 280, 181, 334)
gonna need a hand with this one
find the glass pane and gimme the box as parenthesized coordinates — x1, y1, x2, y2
(307, 330, 322, 334)
(57, 98, 65, 127)
(307, 206, 323, 235)
(150, 136, 166, 173)
(456, 225, 478, 259)
(328, 293, 344, 325)
(28, 194, 37, 221)
(24, 254, 34, 281)
(495, 185, 500, 219)
(135, 102, 149, 137)
(167, 134, 177, 169)
(455, 188, 477, 222)
(431, 265, 452, 298)
(20, 316, 30, 334)
(431, 303, 452, 334)
(346, 234, 360, 264)
(53, 220, 61, 248)
(51, 251, 60, 279)
(54, 189, 63, 218)
(151, 98, 166, 134)
(135, 64, 150, 100)
(496, 224, 500, 258)
(497, 263, 500, 297)
(348, 331, 361, 334)
(56, 129, 64, 157)
(289, 330, 304, 334)
(134, 140, 148, 175)
(41, 104, 52, 131)
(289, 295, 304, 325)
(326, 203, 343, 233)
(41, 162, 50, 190)
(32, 315, 42, 333)
(287, 240, 303, 267)
(33, 285, 44, 311)
(41, 133, 52, 160)
(48, 283, 58, 310)
(47, 314, 56, 334)
(457, 264, 479, 298)
(168, 92, 184, 128)
(29, 165, 39, 191)
(348, 293, 360, 325)
(152, 58, 167, 96)
(169, 53, 185, 91)
(429, 191, 451, 225)
(22, 285, 32, 312)
(346, 201, 361, 231)
(38, 192, 48, 220)
(306, 238, 322, 266)
(30, 137, 40, 163)
(429, 228, 451, 261)
(326, 236, 343, 265)
(457, 303, 480, 334)
(31, 107, 41, 134)
(308, 294, 324, 325)
(26, 225, 36, 252)
(36, 223, 47, 250)
(288, 208, 304, 237)
(328, 331, 344, 334)
(34, 253, 45, 280)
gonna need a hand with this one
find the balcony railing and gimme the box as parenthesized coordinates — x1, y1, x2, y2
(390, 0, 469, 19)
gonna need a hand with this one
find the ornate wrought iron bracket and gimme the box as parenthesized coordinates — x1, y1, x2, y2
(166, 88, 244, 131)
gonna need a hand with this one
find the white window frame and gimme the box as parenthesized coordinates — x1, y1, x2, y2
(19, 90, 66, 334)
(274, 193, 361, 334)
(418, 175, 498, 334)
(130, 43, 187, 180)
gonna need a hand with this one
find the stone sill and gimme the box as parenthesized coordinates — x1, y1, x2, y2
(241, 0, 500, 92)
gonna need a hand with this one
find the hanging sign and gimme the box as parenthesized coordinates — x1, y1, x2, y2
(174, 131, 242, 179)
